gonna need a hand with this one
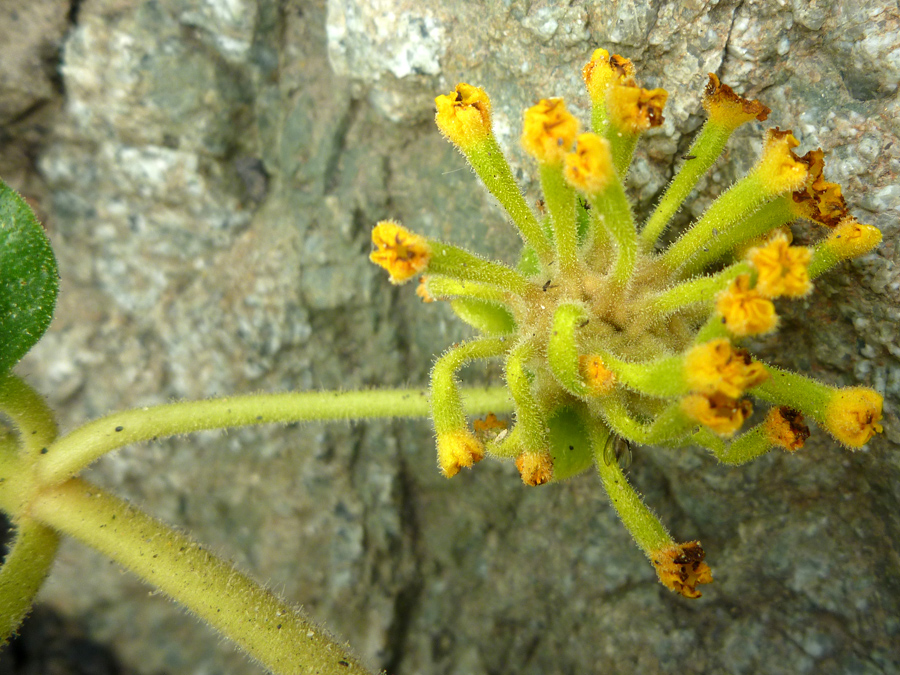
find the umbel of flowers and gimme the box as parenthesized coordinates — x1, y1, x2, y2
(369, 49, 883, 599)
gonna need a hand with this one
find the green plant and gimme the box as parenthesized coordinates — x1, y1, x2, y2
(0, 49, 884, 672)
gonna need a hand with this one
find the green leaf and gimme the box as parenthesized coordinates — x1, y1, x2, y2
(0, 179, 58, 375)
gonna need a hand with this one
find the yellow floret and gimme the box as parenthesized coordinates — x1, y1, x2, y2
(515, 452, 554, 486)
(685, 339, 769, 399)
(681, 393, 753, 438)
(434, 83, 493, 150)
(824, 216, 883, 260)
(606, 85, 668, 133)
(747, 232, 812, 298)
(582, 48, 635, 102)
(753, 128, 809, 195)
(521, 98, 580, 165)
(369, 220, 431, 284)
(564, 133, 615, 195)
(824, 387, 884, 448)
(702, 73, 770, 128)
(715, 274, 778, 337)
(763, 407, 810, 452)
(437, 429, 485, 478)
(579, 354, 617, 395)
(651, 541, 714, 599)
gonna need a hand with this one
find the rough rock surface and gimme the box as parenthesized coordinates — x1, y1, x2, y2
(2, 0, 898, 673)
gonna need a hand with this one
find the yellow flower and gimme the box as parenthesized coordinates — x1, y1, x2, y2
(823, 215, 883, 261)
(685, 339, 768, 399)
(606, 84, 668, 133)
(415, 276, 434, 303)
(753, 128, 809, 195)
(579, 354, 617, 395)
(763, 406, 810, 452)
(369, 220, 431, 284)
(582, 48, 635, 103)
(437, 429, 485, 478)
(681, 393, 753, 437)
(716, 274, 778, 337)
(515, 451, 554, 486)
(790, 148, 848, 228)
(824, 387, 884, 448)
(564, 133, 615, 195)
(521, 98, 580, 165)
(702, 73, 770, 128)
(651, 541, 714, 599)
(472, 413, 508, 443)
(747, 232, 812, 298)
(434, 83, 493, 150)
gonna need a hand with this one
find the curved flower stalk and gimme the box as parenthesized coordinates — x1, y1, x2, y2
(369, 50, 884, 599)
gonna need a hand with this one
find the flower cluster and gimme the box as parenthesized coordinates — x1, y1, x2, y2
(369, 49, 883, 598)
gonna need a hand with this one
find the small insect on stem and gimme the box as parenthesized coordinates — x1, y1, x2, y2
(681, 154, 697, 160)
(603, 434, 633, 470)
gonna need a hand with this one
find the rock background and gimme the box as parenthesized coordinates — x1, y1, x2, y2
(2, 0, 899, 673)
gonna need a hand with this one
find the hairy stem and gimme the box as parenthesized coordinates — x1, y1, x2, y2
(640, 120, 735, 250)
(0, 517, 59, 645)
(539, 163, 579, 274)
(31, 478, 372, 675)
(589, 423, 673, 556)
(431, 339, 509, 435)
(39, 387, 513, 487)
(0, 374, 57, 459)
(465, 137, 553, 265)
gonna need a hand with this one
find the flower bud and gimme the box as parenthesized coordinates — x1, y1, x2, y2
(434, 83, 492, 150)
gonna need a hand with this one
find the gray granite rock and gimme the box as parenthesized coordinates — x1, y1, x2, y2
(4, 0, 898, 673)
(0, 0, 69, 213)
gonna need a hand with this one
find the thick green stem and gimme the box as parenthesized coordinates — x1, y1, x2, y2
(640, 120, 735, 250)
(539, 163, 579, 274)
(424, 276, 511, 304)
(547, 303, 589, 397)
(431, 339, 510, 435)
(450, 298, 517, 336)
(590, 100, 610, 138)
(464, 137, 552, 264)
(693, 313, 730, 344)
(601, 352, 688, 398)
(0, 376, 61, 643)
(0, 517, 59, 645)
(589, 423, 673, 556)
(39, 387, 513, 487)
(0, 373, 57, 459)
(585, 212, 614, 270)
(427, 240, 536, 296)
(588, 180, 637, 287)
(491, 340, 545, 458)
(606, 125, 639, 179)
(808, 243, 841, 280)
(750, 365, 832, 424)
(678, 196, 798, 277)
(660, 172, 775, 273)
(644, 262, 750, 317)
(596, 397, 695, 446)
(692, 426, 774, 465)
(31, 478, 372, 675)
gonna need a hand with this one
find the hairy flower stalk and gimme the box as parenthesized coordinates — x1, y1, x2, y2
(370, 52, 884, 599)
